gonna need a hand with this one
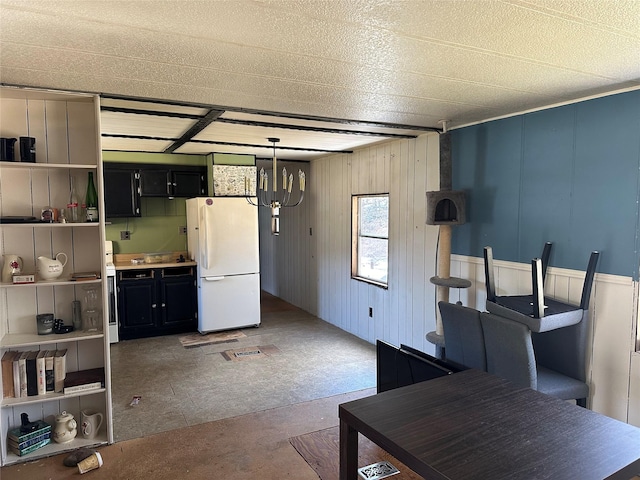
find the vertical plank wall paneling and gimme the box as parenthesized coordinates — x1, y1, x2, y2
(258, 125, 639, 424)
(260, 134, 441, 354)
(257, 159, 312, 311)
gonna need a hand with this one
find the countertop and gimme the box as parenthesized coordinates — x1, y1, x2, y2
(113, 251, 196, 270)
(115, 261, 197, 271)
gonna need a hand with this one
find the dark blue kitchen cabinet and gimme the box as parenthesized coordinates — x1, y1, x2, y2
(117, 266, 197, 340)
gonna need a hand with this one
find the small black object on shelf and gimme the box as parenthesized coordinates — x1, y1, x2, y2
(53, 318, 74, 334)
(19, 413, 39, 433)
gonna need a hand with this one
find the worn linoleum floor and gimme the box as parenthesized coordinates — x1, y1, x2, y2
(111, 292, 376, 442)
(1, 292, 377, 479)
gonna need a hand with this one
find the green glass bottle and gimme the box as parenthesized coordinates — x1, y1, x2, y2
(85, 172, 99, 222)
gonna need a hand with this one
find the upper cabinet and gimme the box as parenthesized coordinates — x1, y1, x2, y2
(104, 165, 140, 218)
(0, 86, 113, 466)
(103, 163, 207, 218)
(139, 165, 206, 198)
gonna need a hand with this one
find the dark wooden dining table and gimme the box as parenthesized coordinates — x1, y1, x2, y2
(339, 369, 640, 480)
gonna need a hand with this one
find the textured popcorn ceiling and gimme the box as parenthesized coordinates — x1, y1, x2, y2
(1, 0, 639, 159)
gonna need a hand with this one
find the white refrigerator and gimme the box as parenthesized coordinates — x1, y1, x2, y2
(186, 197, 261, 333)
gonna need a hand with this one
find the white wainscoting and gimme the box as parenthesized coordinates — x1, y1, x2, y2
(629, 354, 640, 427)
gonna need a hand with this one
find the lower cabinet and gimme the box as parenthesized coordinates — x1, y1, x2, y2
(117, 266, 197, 340)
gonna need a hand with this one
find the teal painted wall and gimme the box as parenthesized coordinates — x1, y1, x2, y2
(451, 89, 640, 279)
(102, 152, 206, 254)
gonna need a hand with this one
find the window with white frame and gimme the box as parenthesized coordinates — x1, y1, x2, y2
(352, 194, 389, 287)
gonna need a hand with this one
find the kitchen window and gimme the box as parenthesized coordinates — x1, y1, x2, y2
(352, 194, 389, 287)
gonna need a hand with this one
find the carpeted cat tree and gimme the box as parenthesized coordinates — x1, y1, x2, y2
(425, 125, 470, 359)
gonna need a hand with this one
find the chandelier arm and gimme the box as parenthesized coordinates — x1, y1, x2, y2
(281, 190, 305, 207)
(260, 188, 271, 207)
(281, 190, 291, 206)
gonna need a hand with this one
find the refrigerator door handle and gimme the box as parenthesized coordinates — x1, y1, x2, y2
(204, 276, 225, 282)
(201, 205, 212, 270)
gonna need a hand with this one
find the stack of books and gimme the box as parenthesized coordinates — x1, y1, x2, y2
(63, 367, 105, 394)
(7, 420, 51, 456)
(1, 349, 67, 398)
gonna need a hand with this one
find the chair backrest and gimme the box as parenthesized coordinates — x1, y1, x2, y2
(531, 251, 599, 381)
(438, 302, 486, 371)
(484, 242, 553, 305)
(479, 312, 537, 389)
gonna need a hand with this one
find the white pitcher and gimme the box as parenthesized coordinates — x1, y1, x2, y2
(37, 252, 67, 280)
(1, 254, 22, 283)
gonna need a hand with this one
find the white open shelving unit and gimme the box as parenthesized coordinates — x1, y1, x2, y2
(0, 86, 113, 466)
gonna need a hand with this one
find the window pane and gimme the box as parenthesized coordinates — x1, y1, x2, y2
(359, 197, 389, 237)
(358, 236, 388, 283)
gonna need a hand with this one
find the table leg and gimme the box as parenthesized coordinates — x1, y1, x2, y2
(339, 419, 358, 480)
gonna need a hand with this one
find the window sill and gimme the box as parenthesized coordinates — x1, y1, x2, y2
(351, 276, 388, 289)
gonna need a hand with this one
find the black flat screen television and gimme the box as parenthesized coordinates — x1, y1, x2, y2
(376, 340, 463, 393)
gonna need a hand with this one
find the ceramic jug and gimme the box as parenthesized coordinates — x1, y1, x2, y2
(37, 252, 67, 280)
(53, 411, 77, 444)
(1, 254, 23, 283)
(81, 410, 104, 440)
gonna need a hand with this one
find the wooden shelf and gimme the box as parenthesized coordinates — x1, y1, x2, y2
(1, 330, 104, 349)
(1, 85, 112, 467)
(1, 388, 105, 408)
(0, 222, 100, 228)
(2, 433, 107, 466)
(0, 278, 102, 288)
(0, 161, 97, 170)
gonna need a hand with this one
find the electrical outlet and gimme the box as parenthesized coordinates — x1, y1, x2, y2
(369, 307, 373, 318)
(179, 226, 187, 235)
(120, 230, 131, 240)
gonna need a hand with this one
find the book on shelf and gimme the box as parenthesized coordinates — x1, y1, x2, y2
(9, 438, 51, 457)
(44, 350, 55, 392)
(70, 272, 99, 281)
(12, 352, 21, 397)
(63, 367, 105, 395)
(2, 350, 18, 398)
(18, 351, 29, 397)
(54, 349, 67, 393)
(8, 430, 52, 452)
(36, 350, 47, 395)
(8, 431, 51, 450)
(25, 351, 38, 396)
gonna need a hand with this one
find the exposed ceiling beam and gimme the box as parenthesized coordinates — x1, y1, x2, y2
(217, 118, 417, 138)
(99, 94, 438, 133)
(164, 109, 225, 153)
(100, 134, 353, 154)
(187, 139, 353, 154)
(100, 105, 202, 120)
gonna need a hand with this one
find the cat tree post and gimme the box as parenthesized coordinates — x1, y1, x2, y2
(425, 126, 470, 359)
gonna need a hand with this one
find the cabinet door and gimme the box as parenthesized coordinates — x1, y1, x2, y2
(159, 268, 197, 328)
(172, 170, 204, 197)
(139, 169, 170, 196)
(104, 168, 140, 217)
(117, 275, 157, 339)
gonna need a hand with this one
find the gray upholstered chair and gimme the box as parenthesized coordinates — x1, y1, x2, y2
(479, 311, 589, 406)
(438, 301, 486, 371)
(484, 246, 599, 333)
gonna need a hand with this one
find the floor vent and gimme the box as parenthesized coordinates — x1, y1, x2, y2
(358, 461, 400, 480)
(234, 349, 261, 358)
